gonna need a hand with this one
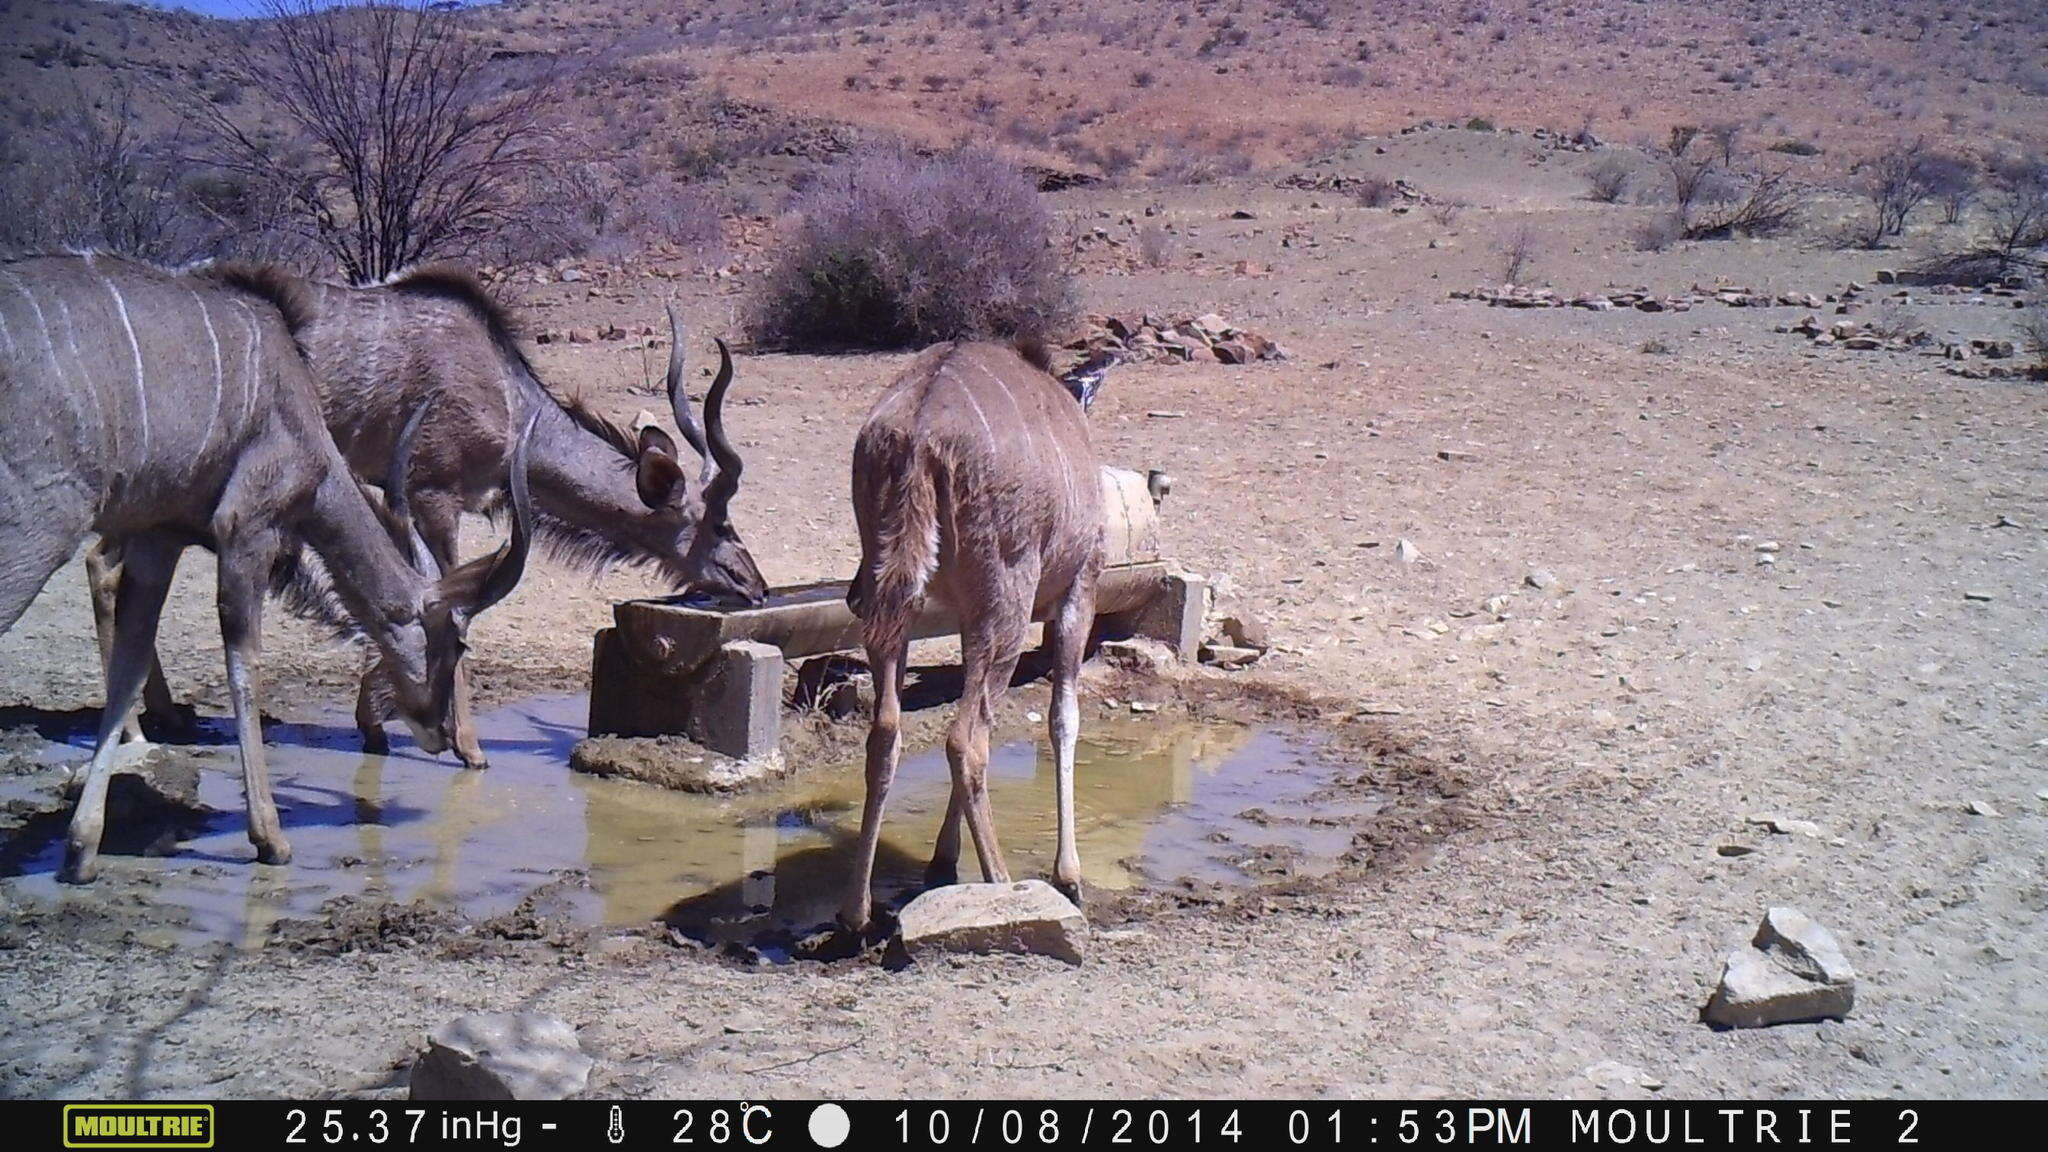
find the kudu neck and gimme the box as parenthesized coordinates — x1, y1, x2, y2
(302, 465, 429, 634)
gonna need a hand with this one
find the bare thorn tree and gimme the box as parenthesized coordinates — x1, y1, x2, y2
(1855, 139, 1935, 248)
(193, 0, 561, 283)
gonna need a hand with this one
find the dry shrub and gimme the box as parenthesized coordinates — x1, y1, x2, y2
(1853, 140, 1936, 247)
(1495, 222, 1539, 284)
(1351, 175, 1398, 208)
(1682, 170, 1809, 240)
(745, 145, 1072, 350)
(1586, 157, 1630, 204)
(1634, 214, 1682, 252)
(1137, 222, 1175, 267)
(2021, 312, 2048, 376)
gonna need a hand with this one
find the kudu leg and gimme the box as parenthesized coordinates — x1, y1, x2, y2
(925, 789, 965, 888)
(951, 607, 1030, 886)
(353, 647, 390, 756)
(1044, 584, 1096, 904)
(86, 540, 183, 744)
(420, 502, 488, 770)
(840, 635, 909, 932)
(217, 536, 291, 866)
(62, 535, 182, 884)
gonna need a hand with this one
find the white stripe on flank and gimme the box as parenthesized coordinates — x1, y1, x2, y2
(99, 277, 150, 458)
(52, 294, 111, 458)
(189, 288, 224, 450)
(0, 300, 12, 356)
(0, 273, 104, 454)
(972, 357, 1077, 514)
(951, 373, 996, 451)
(231, 299, 262, 428)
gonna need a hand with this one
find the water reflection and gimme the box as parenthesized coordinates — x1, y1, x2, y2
(0, 697, 1368, 950)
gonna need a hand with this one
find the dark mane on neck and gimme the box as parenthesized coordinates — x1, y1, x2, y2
(208, 263, 315, 335)
(548, 388, 642, 464)
(383, 264, 524, 348)
(1011, 333, 1055, 374)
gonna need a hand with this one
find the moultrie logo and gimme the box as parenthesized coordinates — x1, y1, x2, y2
(62, 1104, 215, 1149)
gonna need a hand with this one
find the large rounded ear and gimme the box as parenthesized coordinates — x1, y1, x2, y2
(635, 449, 686, 508)
(637, 424, 678, 460)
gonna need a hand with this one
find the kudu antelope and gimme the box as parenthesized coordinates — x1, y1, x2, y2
(0, 254, 535, 882)
(91, 265, 765, 767)
(840, 339, 1110, 931)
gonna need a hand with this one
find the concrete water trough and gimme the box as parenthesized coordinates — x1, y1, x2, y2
(588, 468, 1206, 760)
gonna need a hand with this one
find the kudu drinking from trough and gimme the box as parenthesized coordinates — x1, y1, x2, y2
(90, 265, 766, 767)
(840, 339, 1111, 931)
(0, 254, 538, 882)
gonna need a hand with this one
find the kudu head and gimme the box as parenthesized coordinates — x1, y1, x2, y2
(377, 401, 541, 755)
(628, 307, 768, 606)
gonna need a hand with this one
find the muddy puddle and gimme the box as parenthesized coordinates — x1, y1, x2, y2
(0, 697, 1375, 953)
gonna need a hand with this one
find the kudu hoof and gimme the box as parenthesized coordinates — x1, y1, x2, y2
(1053, 877, 1086, 907)
(457, 751, 490, 771)
(254, 840, 293, 866)
(144, 703, 201, 738)
(922, 860, 959, 888)
(359, 729, 389, 756)
(59, 844, 100, 885)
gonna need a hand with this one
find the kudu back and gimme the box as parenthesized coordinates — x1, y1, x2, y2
(93, 264, 766, 766)
(841, 339, 1109, 931)
(0, 254, 535, 881)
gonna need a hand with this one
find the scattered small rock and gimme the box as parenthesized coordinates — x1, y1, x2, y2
(1703, 907, 1856, 1029)
(1746, 814, 1822, 838)
(1524, 568, 1558, 590)
(1395, 539, 1420, 565)
(1965, 800, 2000, 818)
(410, 1012, 594, 1100)
(1199, 643, 1261, 670)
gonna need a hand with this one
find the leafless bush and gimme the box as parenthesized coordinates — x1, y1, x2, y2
(1586, 158, 1630, 204)
(1705, 121, 1744, 166)
(1924, 153, 1979, 224)
(1682, 170, 1809, 240)
(1853, 140, 1935, 248)
(192, 0, 564, 283)
(1633, 214, 1682, 252)
(2021, 312, 2048, 376)
(1136, 222, 1175, 267)
(745, 145, 1072, 350)
(1429, 199, 1468, 228)
(1908, 161, 2048, 285)
(1863, 306, 1929, 344)
(1667, 154, 1716, 227)
(1495, 222, 1539, 285)
(1150, 142, 1255, 186)
(1350, 175, 1398, 208)
(0, 91, 213, 263)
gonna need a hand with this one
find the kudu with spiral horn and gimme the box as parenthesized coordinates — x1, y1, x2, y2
(86, 266, 766, 765)
(0, 254, 539, 881)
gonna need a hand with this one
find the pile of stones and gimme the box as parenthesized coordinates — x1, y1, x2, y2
(1070, 312, 1290, 365)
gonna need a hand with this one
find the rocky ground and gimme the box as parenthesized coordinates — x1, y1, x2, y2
(1, 129, 2044, 1100)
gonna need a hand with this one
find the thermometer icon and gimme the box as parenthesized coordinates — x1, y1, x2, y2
(608, 1105, 625, 1145)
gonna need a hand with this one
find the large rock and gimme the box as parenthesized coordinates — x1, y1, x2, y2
(410, 1012, 594, 1100)
(894, 880, 1088, 964)
(1702, 907, 1856, 1029)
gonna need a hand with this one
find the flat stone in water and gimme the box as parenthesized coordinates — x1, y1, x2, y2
(894, 880, 1087, 964)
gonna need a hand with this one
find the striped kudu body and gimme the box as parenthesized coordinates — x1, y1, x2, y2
(0, 254, 536, 882)
(841, 340, 1110, 931)
(95, 266, 766, 767)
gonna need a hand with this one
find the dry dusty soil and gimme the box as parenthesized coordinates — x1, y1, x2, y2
(1, 131, 2044, 1100)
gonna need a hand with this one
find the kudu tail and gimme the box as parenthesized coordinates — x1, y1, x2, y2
(847, 438, 940, 651)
